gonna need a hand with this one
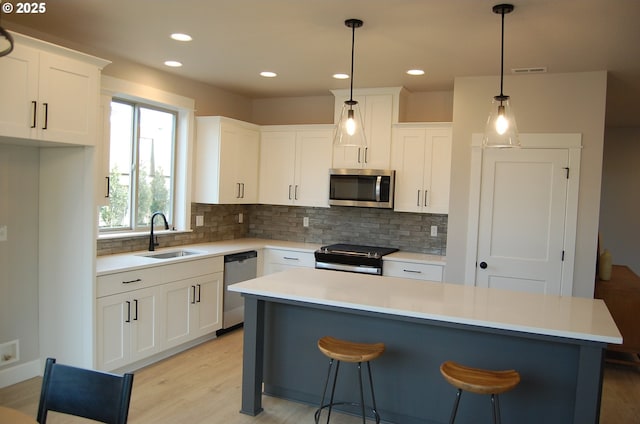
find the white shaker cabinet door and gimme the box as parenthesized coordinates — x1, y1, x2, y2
(0, 43, 39, 139)
(259, 130, 296, 205)
(37, 52, 100, 145)
(294, 129, 332, 207)
(96, 292, 130, 371)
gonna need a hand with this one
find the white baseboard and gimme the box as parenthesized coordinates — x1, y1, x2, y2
(0, 359, 41, 388)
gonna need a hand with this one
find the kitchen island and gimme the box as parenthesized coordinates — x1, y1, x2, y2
(229, 268, 621, 424)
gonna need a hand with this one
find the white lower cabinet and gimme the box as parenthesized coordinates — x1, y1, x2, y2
(162, 272, 223, 349)
(383, 260, 444, 281)
(263, 248, 315, 275)
(96, 256, 223, 371)
(96, 286, 162, 371)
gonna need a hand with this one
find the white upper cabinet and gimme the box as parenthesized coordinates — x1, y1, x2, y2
(391, 123, 452, 214)
(259, 125, 333, 207)
(0, 32, 109, 146)
(331, 87, 405, 170)
(194, 116, 260, 204)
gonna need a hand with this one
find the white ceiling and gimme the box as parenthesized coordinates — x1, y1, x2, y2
(4, 0, 640, 126)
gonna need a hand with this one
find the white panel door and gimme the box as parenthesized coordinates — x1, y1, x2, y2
(476, 148, 569, 294)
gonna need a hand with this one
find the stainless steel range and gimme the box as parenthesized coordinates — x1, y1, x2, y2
(314, 243, 399, 275)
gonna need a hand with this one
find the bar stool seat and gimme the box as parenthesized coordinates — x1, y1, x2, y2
(315, 336, 385, 424)
(440, 360, 520, 424)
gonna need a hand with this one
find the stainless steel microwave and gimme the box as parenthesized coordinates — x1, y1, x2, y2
(329, 168, 395, 209)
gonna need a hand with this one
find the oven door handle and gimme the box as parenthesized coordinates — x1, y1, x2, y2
(315, 261, 382, 275)
(375, 176, 382, 202)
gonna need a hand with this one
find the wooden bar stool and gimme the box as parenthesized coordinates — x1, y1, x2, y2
(314, 336, 385, 424)
(440, 360, 520, 424)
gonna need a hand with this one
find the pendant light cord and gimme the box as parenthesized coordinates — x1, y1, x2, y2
(349, 22, 356, 103)
(499, 8, 505, 97)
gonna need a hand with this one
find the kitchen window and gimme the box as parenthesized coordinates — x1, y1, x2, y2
(99, 99, 177, 232)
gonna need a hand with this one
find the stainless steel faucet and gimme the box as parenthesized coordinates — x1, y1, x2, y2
(149, 212, 169, 251)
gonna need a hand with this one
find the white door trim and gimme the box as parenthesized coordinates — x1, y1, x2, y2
(464, 133, 582, 296)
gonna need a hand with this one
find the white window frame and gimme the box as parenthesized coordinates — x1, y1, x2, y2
(100, 76, 195, 235)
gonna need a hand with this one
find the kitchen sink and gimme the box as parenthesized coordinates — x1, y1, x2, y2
(138, 249, 205, 260)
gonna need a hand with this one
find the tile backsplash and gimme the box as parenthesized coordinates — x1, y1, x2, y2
(97, 203, 447, 256)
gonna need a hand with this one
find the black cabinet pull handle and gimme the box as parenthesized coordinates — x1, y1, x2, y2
(122, 278, 142, 284)
(133, 299, 138, 321)
(191, 285, 196, 304)
(31, 101, 37, 128)
(105, 176, 110, 198)
(403, 269, 422, 274)
(479, 261, 488, 269)
(125, 301, 131, 323)
(196, 284, 201, 303)
(42, 103, 48, 130)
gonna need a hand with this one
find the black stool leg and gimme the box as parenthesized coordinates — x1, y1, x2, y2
(326, 360, 340, 423)
(366, 361, 381, 424)
(449, 389, 462, 424)
(491, 394, 501, 424)
(315, 359, 339, 424)
(357, 362, 365, 423)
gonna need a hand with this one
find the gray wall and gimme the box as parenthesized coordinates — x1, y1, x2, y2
(599, 127, 640, 275)
(0, 145, 39, 369)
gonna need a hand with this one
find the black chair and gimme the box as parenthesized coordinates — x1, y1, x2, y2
(37, 357, 134, 424)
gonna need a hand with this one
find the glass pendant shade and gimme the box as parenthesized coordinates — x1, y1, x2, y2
(334, 100, 367, 147)
(483, 95, 520, 148)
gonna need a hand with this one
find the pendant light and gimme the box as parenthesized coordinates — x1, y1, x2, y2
(0, 8, 14, 57)
(483, 4, 520, 148)
(333, 18, 367, 148)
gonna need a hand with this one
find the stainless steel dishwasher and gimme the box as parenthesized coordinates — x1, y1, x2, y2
(221, 250, 258, 331)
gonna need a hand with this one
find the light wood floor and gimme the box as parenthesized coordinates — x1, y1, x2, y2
(1, 328, 639, 423)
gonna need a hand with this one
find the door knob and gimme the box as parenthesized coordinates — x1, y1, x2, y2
(479, 261, 488, 269)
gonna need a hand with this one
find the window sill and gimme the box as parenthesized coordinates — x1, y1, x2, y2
(98, 228, 193, 241)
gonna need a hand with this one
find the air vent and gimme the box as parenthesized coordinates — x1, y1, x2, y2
(511, 67, 547, 74)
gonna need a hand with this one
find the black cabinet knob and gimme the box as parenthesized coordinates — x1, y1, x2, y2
(479, 261, 488, 269)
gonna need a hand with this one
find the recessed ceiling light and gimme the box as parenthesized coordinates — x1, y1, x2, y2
(407, 69, 425, 76)
(164, 60, 183, 68)
(333, 73, 349, 80)
(170, 33, 192, 42)
(260, 71, 277, 78)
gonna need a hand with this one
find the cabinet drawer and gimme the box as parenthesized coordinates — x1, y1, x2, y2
(383, 261, 443, 281)
(264, 249, 315, 267)
(97, 256, 224, 297)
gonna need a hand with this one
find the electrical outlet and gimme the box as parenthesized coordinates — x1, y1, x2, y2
(238, 213, 243, 224)
(195, 215, 204, 227)
(303, 217, 309, 227)
(0, 225, 7, 242)
(430, 225, 438, 237)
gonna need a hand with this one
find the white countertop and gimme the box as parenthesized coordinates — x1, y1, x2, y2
(96, 238, 321, 275)
(96, 238, 446, 275)
(229, 267, 622, 344)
